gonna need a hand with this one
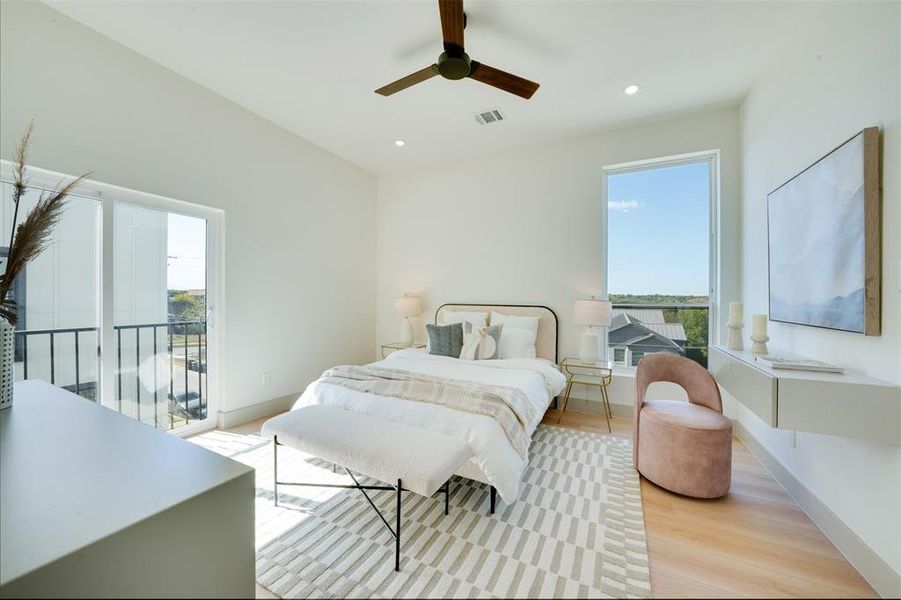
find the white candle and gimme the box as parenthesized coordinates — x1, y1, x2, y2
(729, 302, 743, 325)
(752, 314, 768, 337)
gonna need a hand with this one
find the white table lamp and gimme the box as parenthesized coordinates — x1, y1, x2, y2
(394, 295, 422, 346)
(574, 299, 612, 363)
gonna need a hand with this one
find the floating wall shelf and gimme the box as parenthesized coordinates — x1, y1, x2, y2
(709, 345, 900, 445)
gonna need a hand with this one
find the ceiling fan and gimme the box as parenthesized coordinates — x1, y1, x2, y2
(374, 0, 540, 100)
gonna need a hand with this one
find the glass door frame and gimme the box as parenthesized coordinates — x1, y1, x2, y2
(0, 160, 224, 437)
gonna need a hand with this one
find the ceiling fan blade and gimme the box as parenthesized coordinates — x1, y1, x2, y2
(374, 64, 440, 96)
(439, 0, 465, 52)
(468, 61, 540, 99)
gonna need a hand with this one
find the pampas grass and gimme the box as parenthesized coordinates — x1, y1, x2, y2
(1, 124, 90, 325)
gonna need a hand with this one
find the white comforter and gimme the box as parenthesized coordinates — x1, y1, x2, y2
(292, 349, 567, 503)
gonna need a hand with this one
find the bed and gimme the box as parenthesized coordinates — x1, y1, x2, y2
(291, 303, 565, 504)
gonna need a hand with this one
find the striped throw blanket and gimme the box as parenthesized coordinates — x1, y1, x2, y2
(319, 365, 536, 458)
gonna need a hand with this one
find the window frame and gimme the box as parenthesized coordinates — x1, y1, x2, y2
(0, 160, 224, 437)
(600, 150, 721, 370)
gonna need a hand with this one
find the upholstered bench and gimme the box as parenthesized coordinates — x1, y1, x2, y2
(261, 405, 472, 571)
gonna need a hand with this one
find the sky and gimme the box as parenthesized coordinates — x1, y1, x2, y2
(607, 161, 710, 296)
(167, 213, 206, 290)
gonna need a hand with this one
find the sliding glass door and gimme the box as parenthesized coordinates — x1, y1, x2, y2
(1, 162, 221, 435)
(113, 204, 211, 430)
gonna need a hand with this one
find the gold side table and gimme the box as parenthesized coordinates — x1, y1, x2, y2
(381, 342, 426, 359)
(558, 357, 614, 431)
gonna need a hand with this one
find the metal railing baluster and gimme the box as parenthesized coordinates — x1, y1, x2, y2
(153, 325, 158, 429)
(168, 324, 174, 430)
(197, 326, 203, 419)
(49, 332, 55, 384)
(135, 328, 141, 423)
(117, 328, 122, 413)
(74, 330, 80, 397)
(183, 324, 189, 423)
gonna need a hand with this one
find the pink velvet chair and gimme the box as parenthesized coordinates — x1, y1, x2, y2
(633, 353, 732, 498)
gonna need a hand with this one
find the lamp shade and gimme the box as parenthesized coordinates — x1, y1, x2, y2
(573, 299, 612, 326)
(394, 296, 422, 318)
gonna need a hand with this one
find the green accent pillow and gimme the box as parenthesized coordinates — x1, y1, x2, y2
(426, 322, 464, 358)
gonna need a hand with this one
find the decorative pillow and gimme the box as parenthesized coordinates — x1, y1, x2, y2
(442, 311, 489, 329)
(460, 322, 503, 360)
(490, 311, 539, 358)
(459, 322, 480, 360)
(426, 322, 464, 358)
(497, 327, 536, 359)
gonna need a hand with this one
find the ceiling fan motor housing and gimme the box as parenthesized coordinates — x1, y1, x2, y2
(437, 50, 471, 80)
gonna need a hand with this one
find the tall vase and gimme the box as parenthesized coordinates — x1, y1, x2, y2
(0, 320, 13, 409)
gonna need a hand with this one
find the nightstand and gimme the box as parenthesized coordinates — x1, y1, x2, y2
(558, 357, 614, 431)
(381, 342, 426, 358)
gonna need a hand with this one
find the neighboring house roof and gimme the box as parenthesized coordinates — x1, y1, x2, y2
(609, 310, 686, 351)
(643, 322, 687, 342)
(611, 310, 687, 342)
(615, 308, 668, 324)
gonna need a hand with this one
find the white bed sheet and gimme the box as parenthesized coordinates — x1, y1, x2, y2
(292, 349, 566, 503)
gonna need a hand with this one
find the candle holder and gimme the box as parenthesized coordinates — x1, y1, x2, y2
(727, 321, 744, 351)
(750, 334, 769, 355)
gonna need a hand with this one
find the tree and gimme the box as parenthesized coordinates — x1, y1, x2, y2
(679, 308, 709, 348)
(169, 292, 204, 322)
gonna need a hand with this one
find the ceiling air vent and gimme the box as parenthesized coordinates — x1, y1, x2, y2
(474, 108, 505, 125)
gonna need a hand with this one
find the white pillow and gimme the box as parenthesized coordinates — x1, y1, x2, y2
(490, 311, 539, 358)
(443, 311, 489, 329)
(497, 327, 536, 359)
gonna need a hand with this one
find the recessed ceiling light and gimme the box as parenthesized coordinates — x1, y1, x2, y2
(624, 84, 640, 96)
(394, 139, 406, 147)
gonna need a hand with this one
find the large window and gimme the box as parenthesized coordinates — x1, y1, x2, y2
(603, 153, 716, 367)
(1, 162, 221, 436)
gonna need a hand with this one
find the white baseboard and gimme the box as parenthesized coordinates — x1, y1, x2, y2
(734, 420, 900, 598)
(216, 393, 296, 430)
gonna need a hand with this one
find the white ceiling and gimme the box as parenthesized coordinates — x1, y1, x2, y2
(47, 1, 832, 174)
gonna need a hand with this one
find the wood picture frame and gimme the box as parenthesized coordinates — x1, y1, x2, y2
(767, 127, 881, 335)
(862, 127, 881, 335)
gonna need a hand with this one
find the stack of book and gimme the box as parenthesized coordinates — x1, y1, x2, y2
(754, 355, 844, 373)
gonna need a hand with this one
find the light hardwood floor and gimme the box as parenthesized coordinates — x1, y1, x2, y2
(231, 409, 876, 599)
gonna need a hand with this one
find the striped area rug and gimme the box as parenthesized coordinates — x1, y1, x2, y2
(192, 425, 652, 599)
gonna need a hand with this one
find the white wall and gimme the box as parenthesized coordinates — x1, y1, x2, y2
(737, 0, 900, 586)
(0, 1, 377, 416)
(376, 106, 741, 403)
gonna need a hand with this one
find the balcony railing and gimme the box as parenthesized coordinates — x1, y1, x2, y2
(13, 320, 207, 431)
(609, 303, 710, 367)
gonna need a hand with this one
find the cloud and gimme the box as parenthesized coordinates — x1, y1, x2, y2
(608, 199, 640, 212)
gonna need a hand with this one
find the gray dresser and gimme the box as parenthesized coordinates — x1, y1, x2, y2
(0, 380, 255, 598)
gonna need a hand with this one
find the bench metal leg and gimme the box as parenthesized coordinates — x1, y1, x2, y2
(269, 438, 457, 572)
(490, 485, 496, 514)
(396, 478, 402, 572)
